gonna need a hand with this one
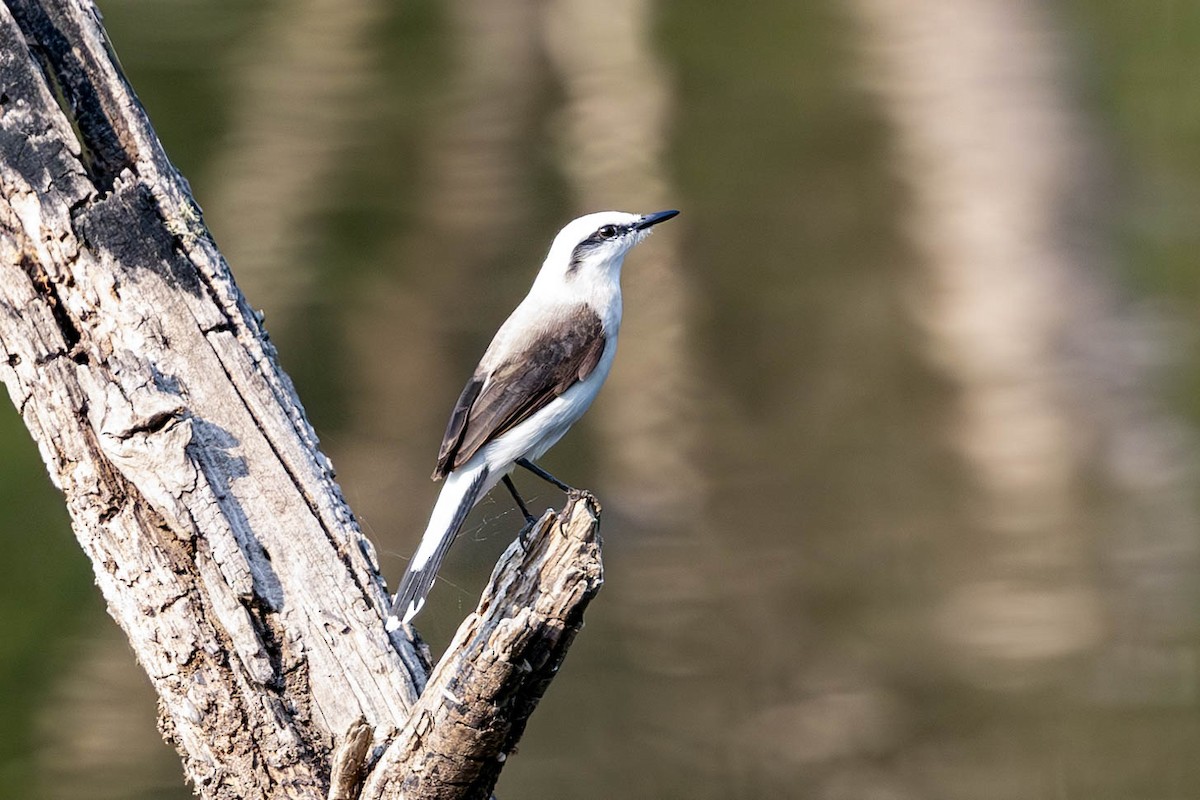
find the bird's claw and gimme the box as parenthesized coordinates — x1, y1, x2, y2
(518, 516, 538, 550)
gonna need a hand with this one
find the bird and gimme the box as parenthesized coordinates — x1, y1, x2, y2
(385, 209, 680, 630)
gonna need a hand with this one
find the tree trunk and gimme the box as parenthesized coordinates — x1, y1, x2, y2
(0, 1, 603, 797)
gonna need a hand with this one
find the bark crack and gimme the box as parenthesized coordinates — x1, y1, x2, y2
(18, 252, 80, 349)
(199, 319, 387, 616)
(7, 0, 133, 191)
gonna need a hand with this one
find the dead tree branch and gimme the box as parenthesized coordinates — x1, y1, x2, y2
(363, 494, 604, 800)
(0, 1, 602, 797)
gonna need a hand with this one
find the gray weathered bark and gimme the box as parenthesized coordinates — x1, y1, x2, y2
(0, 1, 602, 797)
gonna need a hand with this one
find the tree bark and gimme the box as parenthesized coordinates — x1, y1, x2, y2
(362, 494, 604, 800)
(0, 1, 602, 797)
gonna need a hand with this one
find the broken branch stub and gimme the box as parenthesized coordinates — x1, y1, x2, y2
(363, 493, 605, 800)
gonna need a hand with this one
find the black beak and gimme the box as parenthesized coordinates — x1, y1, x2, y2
(634, 209, 680, 230)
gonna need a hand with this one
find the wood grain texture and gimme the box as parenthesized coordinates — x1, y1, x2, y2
(0, 1, 605, 797)
(0, 1, 429, 794)
(362, 494, 604, 800)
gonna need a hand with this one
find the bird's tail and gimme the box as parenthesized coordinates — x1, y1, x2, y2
(386, 464, 489, 630)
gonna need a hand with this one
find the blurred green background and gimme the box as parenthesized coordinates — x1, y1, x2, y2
(2, 0, 1200, 797)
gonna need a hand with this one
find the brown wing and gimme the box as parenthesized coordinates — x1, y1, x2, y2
(432, 305, 606, 480)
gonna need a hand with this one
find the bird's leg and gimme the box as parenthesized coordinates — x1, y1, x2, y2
(516, 458, 574, 493)
(503, 474, 537, 526)
(503, 474, 541, 550)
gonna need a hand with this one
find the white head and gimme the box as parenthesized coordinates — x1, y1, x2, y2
(532, 210, 679, 295)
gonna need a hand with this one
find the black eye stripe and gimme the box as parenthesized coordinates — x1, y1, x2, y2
(580, 223, 624, 247)
(567, 222, 631, 274)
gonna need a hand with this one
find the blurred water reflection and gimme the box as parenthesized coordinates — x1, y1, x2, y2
(2, 1, 1199, 798)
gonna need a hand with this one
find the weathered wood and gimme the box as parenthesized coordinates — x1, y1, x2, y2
(363, 494, 604, 800)
(0, 0, 426, 794)
(0, 0, 604, 797)
(328, 717, 373, 800)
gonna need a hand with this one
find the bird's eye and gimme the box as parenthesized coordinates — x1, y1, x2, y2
(597, 225, 619, 240)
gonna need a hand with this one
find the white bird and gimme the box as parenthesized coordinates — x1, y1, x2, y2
(386, 209, 680, 629)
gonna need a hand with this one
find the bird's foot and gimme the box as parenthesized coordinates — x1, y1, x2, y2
(518, 516, 538, 550)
